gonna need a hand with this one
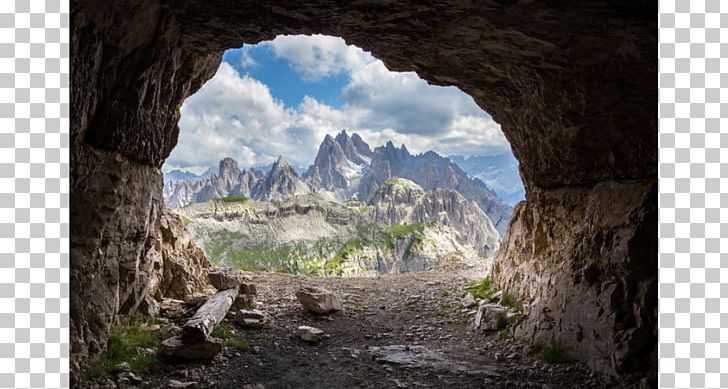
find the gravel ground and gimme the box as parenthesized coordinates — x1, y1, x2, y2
(86, 265, 646, 389)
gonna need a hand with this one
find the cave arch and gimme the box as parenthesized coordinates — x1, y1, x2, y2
(71, 0, 657, 379)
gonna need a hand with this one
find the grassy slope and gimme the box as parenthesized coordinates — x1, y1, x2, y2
(202, 221, 427, 276)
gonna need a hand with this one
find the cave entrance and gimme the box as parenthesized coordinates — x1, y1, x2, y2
(72, 2, 656, 384)
(163, 34, 523, 278)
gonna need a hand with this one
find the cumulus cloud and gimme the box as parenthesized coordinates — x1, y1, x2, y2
(239, 46, 259, 69)
(166, 36, 511, 173)
(263, 34, 374, 81)
(168, 63, 321, 171)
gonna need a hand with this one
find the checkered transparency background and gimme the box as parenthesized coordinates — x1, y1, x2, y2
(660, 0, 728, 388)
(0, 0, 720, 388)
(0, 0, 69, 388)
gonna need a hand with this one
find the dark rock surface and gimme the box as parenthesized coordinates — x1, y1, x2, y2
(492, 180, 657, 375)
(71, 0, 656, 380)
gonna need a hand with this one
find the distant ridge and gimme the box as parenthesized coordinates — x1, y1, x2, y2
(164, 130, 513, 235)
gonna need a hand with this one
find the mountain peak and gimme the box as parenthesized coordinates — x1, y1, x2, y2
(271, 156, 293, 172)
(218, 157, 241, 180)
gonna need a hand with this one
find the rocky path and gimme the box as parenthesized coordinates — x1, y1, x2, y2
(113, 268, 627, 389)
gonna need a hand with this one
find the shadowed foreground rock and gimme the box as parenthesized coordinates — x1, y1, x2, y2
(71, 0, 656, 380)
(160, 336, 223, 361)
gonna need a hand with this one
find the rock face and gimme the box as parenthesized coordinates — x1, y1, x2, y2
(71, 0, 656, 379)
(369, 179, 500, 254)
(359, 143, 513, 235)
(252, 156, 312, 201)
(449, 153, 525, 206)
(296, 287, 342, 314)
(304, 134, 358, 191)
(491, 181, 657, 375)
(69, 147, 212, 374)
(147, 206, 212, 301)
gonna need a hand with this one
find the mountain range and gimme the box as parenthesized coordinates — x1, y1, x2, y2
(178, 178, 500, 276)
(164, 130, 514, 235)
(449, 154, 525, 206)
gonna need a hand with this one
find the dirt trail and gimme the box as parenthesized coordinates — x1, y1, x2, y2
(112, 267, 628, 388)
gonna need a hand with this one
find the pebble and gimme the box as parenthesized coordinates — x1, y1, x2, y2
(167, 379, 199, 389)
(297, 325, 324, 342)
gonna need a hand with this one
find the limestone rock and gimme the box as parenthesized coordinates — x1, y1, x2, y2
(159, 298, 186, 317)
(183, 293, 210, 308)
(492, 181, 657, 374)
(235, 309, 272, 329)
(474, 303, 508, 331)
(160, 335, 223, 360)
(208, 268, 246, 291)
(462, 293, 477, 308)
(232, 294, 257, 310)
(159, 323, 182, 339)
(117, 372, 142, 385)
(297, 326, 324, 342)
(368, 179, 500, 255)
(167, 379, 200, 388)
(238, 282, 257, 296)
(137, 295, 160, 317)
(296, 287, 342, 314)
(253, 156, 312, 201)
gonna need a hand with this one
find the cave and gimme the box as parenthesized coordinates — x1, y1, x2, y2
(70, 0, 657, 383)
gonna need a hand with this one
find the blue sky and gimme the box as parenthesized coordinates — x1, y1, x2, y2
(166, 35, 512, 173)
(222, 46, 349, 109)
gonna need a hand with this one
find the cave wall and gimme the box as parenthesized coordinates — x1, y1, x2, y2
(71, 0, 656, 378)
(492, 180, 657, 374)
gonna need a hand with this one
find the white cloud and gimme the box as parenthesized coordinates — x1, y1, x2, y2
(166, 36, 511, 173)
(263, 34, 375, 81)
(239, 46, 258, 69)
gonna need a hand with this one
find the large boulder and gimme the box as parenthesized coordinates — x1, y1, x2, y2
(473, 303, 508, 331)
(296, 287, 342, 314)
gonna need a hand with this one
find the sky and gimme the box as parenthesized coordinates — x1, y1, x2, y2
(164, 35, 512, 173)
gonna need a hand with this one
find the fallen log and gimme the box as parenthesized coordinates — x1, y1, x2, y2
(181, 288, 238, 341)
